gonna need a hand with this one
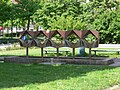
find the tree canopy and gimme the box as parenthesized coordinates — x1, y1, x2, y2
(0, 0, 120, 43)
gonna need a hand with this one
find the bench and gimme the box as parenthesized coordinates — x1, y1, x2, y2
(44, 47, 70, 56)
(92, 44, 120, 56)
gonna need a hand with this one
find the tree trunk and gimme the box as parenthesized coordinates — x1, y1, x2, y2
(27, 16, 30, 30)
(11, 18, 13, 38)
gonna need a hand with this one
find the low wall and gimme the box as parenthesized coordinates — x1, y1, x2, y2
(2, 56, 114, 65)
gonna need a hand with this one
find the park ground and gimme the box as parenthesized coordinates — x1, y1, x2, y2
(0, 47, 120, 90)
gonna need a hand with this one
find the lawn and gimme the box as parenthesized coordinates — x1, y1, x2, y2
(0, 48, 120, 90)
(0, 47, 120, 58)
(0, 63, 120, 90)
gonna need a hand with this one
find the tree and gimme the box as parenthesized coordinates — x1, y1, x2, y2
(33, 0, 84, 29)
(14, 0, 40, 30)
(48, 15, 87, 30)
(0, 0, 11, 25)
(1, 0, 120, 43)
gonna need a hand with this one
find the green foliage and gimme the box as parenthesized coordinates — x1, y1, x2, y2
(51, 34, 63, 44)
(1, 0, 120, 43)
(85, 34, 96, 44)
(67, 34, 79, 43)
(0, 0, 11, 24)
(14, 0, 40, 30)
(92, 11, 120, 43)
(48, 15, 87, 30)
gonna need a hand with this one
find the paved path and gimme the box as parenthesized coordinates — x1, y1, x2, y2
(105, 85, 120, 90)
(109, 58, 120, 66)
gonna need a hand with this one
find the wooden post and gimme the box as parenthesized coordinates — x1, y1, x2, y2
(26, 47, 28, 57)
(73, 48, 75, 59)
(89, 47, 92, 64)
(41, 48, 43, 58)
(56, 48, 59, 59)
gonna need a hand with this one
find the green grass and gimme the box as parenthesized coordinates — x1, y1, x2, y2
(0, 47, 74, 57)
(0, 47, 120, 58)
(91, 48, 120, 58)
(0, 63, 120, 90)
(0, 48, 120, 90)
(0, 47, 40, 56)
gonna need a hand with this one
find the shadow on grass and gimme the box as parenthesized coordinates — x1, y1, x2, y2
(0, 63, 116, 89)
(0, 55, 21, 57)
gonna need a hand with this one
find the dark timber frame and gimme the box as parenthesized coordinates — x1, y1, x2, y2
(19, 30, 99, 59)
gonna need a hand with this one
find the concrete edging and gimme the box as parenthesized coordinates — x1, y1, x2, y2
(1, 56, 114, 65)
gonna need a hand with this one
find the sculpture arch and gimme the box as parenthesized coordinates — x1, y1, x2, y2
(19, 30, 99, 58)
